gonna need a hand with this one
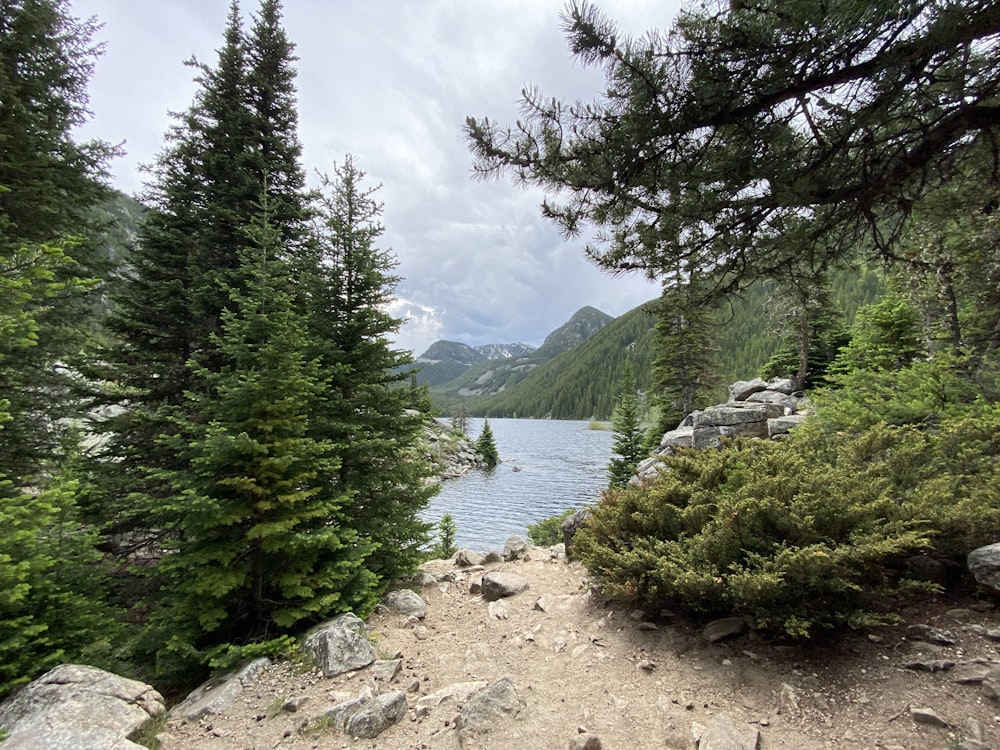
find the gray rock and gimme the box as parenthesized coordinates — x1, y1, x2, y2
(171, 657, 270, 720)
(764, 377, 798, 395)
(483, 550, 503, 563)
(693, 403, 770, 428)
(659, 426, 695, 449)
(745, 390, 799, 413)
(503, 534, 532, 561)
(703, 617, 748, 643)
(455, 678, 521, 732)
(382, 588, 427, 619)
(481, 571, 530, 601)
(343, 691, 407, 739)
(910, 706, 950, 727)
(697, 712, 760, 750)
(767, 415, 807, 438)
(570, 732, 604, 749)
(534, 594, 558, 613)
(0, 664, 165, 750)
(906, 623, 956, 646)
(415, 681, 488, 717)
(561, 508, 591, 557)
(456, 548, 486, 567)
(692, 425, 723, 449)
(303, 613, 376, 677)
(980, 666, 1000, 701)
(371, 659, 402, 683)
(728, 379, 770, 402)
(969, 543, 1000, 592)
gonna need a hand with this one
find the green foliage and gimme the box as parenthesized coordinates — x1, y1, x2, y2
(475, 420, 499, 469)
(0, 477, 126, 699)
(576, 383, 1000, 637)
(142, 210, 378, 680)
(527, 508, 577, 547)
(467, 0, 997, 309)
(607, 361, 644, 487)
(830, 290, 923, 375)
(429, 514, 458, 559)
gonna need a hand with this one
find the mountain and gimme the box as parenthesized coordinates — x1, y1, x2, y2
(412, 340, 537, 388)
(425, 307, 615, 408)
(428, 266, 884, 421)
(531, 306, 613, 360)
(460, 301, 658, 419)
(475, 342, 534, 360)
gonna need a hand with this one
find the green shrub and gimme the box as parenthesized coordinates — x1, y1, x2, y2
(527, 508, 578, 546)
(574, 408, 1000, 637)
(429, 514, 458, 559)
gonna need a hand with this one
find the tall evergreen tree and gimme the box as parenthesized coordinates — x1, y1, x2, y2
(646, 282, 718, 440)
(302, 156, 437, 584)
(608, 361, 643, 487)
(145, 206, 376, 675)
(94, 0, 308, 538)
(0, 0, 115, 485)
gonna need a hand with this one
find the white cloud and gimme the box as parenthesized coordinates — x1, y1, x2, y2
(72, 0, 674, 354)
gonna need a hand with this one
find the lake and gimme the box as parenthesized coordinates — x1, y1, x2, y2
(423, 418, 613, 552)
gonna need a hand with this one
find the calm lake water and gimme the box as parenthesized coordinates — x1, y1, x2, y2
(423, 418, 613, 552)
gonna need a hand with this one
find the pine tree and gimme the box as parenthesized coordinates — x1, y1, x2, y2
(94, 0, 309, 538)
(646, 283, 718, 441)
(0, 0, 115, 485)
(608, 361, 643, 487)
(146, 207, 376, 674)
(476, 419, 499, 469)
(301, 155, 437, 585)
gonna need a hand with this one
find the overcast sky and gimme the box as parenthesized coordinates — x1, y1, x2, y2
(70, 0, 680, 355)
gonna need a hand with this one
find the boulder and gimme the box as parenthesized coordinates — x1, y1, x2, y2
(382, 588, 427, 619)
(455, 678, 521, 733)
(303, 613, 376, 677)
(171, 657, 270, 720)
(0, 664, 165, 750)
(703, 617, 748, 643)
(456, 548, 486, 567)
(343, 691, 407, 739)
(561, 508, 591, 557)
(745, 390, 800, 414)
(767, 415, 808, 438)
(968, 543, 1000, 592)
(503, 534, 532, 561)
(481, 571, 530, 601)
(694, 403, 771, 427)
(728, 379, 770, 402)
(659, 426, 695, 450)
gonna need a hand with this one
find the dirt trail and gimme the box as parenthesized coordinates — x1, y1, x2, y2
(160, 552, 1000, 750)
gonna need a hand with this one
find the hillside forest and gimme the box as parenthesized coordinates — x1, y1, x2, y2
(2, 0, 1000, 705)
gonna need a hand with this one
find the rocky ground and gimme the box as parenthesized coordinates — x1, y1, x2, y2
(157, 548, 1000, 750)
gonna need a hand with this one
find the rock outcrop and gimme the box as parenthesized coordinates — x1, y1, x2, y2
(0, 664, 164, 750)
(635, 377, 811, 483)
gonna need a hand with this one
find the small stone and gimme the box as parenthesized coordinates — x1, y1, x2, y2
(910, 707, 950, 727)
(282, 695, 307, 712)
(569, 732, 603, 750)
(703, 617, 748, 643)
(534, 594, 558, 613)
(638, 660, 656, 671)
(456, 549, 485, 567)
(637, 621, 659, 632)
(906, 623, 956, 646)
(481, 571, 530, 601)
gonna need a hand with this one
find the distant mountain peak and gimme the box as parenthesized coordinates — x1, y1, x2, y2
(474, 342, 535, 360)
(534, 306, 613, 358)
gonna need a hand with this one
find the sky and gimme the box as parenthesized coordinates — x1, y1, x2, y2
(70, 0, 681, 355)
